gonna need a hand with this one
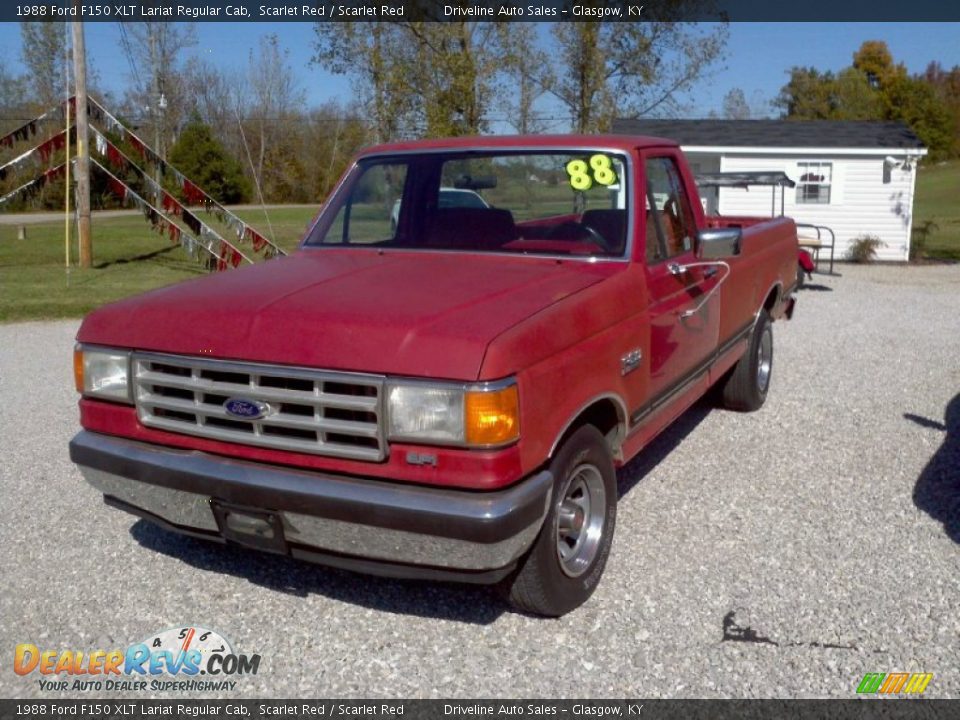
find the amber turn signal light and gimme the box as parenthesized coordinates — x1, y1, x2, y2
(465, 385, 520, 446)
(73, 346, 84, 393)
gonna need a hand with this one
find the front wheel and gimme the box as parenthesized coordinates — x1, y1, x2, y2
(505, 425, 617, 617)
(720, 309, 773, 412)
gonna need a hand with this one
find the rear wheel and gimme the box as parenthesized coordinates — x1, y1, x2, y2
(796, 263, 806, 289)
(720, 309, 773, 412)
(505, 425, 617, 617)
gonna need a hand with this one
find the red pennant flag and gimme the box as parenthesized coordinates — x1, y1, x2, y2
(217, 244, 230, 272)
(106, 144, 126, 170)
(128, 135, 146, 160)
(245, 227, 267, 252)
(108, 177, 127, 200)
(161, 191, 180, 217)
(183, 179, 205, 206)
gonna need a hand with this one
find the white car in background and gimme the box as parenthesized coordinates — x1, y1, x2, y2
(391, 187, 490, 232)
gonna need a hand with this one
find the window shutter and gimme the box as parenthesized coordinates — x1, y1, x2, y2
(788, 162, 803, 206)
(830, 162, 845, 205)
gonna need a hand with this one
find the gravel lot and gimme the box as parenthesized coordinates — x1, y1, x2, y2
(1, 264, 957, 699)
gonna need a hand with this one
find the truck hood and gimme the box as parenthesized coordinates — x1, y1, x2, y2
(78, 248, 615, 380)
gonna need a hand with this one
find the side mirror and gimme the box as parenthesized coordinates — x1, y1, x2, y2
(697, 227, 742, 259)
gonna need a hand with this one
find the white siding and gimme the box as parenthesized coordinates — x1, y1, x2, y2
(712, 153, 915, 261)
(684, 151, 722, 215)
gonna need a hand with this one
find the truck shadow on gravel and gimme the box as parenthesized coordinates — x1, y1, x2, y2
(128, 521, 505, 624)
(124, 396, 715, 622)
(909, 392, 960, 544)
(617, 398, 713, 499)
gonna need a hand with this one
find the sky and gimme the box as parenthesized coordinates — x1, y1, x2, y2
(1, 21, 958, 130)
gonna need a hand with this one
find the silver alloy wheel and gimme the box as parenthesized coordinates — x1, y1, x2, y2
(756, 323, 773, 393)
(556, 463, 607, 578)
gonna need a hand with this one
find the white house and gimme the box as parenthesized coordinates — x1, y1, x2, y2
(613, 119, 928, 261)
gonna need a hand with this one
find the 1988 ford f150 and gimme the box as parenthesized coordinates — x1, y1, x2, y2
(70, 135, 798, 616)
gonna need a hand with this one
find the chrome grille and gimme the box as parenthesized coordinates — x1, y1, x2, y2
(132, 353, 386, 461)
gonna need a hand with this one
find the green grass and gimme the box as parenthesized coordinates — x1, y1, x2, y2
(2, 162, 955, 324)
(913, 160, 960, 260)
(0, 207, 317, 323)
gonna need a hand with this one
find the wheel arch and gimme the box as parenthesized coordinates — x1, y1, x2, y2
(762, 282, 782, 316)
(548, 394, 628, 462)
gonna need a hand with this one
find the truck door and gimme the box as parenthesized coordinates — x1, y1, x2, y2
(639, 153, 722, 411)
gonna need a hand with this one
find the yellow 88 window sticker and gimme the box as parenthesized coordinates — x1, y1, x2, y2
(589, 154, 617, 185)
(566, 159, 593, 190)
(566, 154, 618, 190)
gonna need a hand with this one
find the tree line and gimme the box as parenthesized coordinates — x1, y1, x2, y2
(775, 41, 960, 161)
(2, 20, 958, 209)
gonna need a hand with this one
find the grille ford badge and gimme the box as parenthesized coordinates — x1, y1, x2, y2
(224, 398, 271, 420)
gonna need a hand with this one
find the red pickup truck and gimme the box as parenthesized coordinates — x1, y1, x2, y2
(70, 135, 798, 616)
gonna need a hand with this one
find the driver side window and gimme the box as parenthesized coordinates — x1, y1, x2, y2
(645, 157, 695, 263)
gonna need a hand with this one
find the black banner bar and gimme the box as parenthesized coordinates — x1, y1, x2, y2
(1, 700, 959, 720)
(4, 0, 960, 23)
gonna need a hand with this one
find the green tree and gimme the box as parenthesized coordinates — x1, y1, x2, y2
(550, 5, 728, 132)
(313, 21, 506, 140)
(20, 18, 67, 110)
(852, 40, 898, 89)
(313, 22, 415, 142)
(245, 34, 307, 201)
(167, 118, 250, 204)
(0, 61, 29, 136)
(722, 88, 751, 119)
(885, 74, 954, 161)
(777, 41, 957, 159)
(775, 67, 836, 119)
(498, 23, 552, 134)
(924, 62, 960, 157)
(123, 23, 198, 158)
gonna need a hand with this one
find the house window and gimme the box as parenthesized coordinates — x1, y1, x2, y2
(797, 161, 832, 204)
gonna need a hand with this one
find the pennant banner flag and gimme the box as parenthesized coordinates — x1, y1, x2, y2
(85, 97, 285, 259)
(88, 126, 251, 268)
(0, 127, 73, 182)
(2, 96, 284, 268)
(0, 163, 67, 207)
(0, 101, 67, 150)
(90, 158, 253, 270)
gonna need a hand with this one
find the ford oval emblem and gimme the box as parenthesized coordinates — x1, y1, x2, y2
(223, 397, 270, 420)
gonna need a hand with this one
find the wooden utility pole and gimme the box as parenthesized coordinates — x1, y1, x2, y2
(72, 15, 92, 268)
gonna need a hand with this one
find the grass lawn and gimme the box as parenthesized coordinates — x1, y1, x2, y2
(913, 159, 960, 260)
(1, 161, 956, 323)
(0, 207, 317, 323)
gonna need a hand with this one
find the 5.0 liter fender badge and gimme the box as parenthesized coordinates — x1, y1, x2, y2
(224, 398, 271, 420)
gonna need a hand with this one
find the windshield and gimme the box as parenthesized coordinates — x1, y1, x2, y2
(304, 150, 630, 258)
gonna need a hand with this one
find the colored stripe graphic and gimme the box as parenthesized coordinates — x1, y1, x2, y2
(856, 672, 933, 694)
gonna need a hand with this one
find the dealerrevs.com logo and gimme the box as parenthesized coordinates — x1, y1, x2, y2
(14, 625, 260, 692)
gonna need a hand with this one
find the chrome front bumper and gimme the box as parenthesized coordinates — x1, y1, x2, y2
(70, 431, 552, 582)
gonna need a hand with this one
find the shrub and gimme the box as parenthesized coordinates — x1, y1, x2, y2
(847, 234, 885, 263)
(167, 119, 251, 204)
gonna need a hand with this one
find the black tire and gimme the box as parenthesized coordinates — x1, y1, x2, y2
(796, 263, 806, 290)
(720, 309, 773, 412)
(505, 425, 617, 617)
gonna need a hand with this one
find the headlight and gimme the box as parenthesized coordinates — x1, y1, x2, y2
(74, 345, 132, 403)
(387, 380, 519, 447)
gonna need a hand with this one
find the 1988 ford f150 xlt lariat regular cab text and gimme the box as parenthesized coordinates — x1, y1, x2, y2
(70, 135, 798, 616)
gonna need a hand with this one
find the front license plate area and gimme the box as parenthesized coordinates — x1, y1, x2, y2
(211, 500, 288, 555)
